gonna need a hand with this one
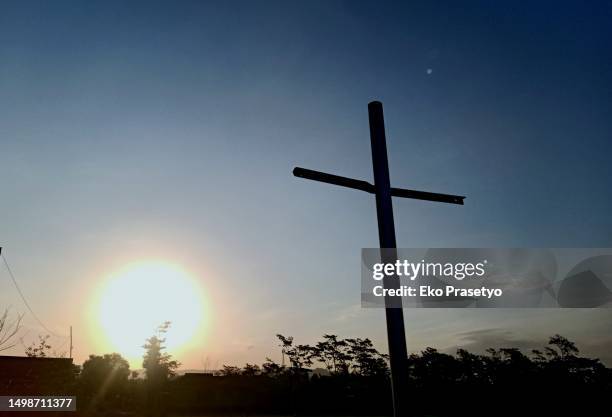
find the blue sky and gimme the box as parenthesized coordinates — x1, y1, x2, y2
(1, 0, 611, 367)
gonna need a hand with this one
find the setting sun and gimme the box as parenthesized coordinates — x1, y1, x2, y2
(93, 262, 206, 364)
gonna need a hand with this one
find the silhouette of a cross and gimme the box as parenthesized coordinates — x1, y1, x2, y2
(293, 101, 465, 417)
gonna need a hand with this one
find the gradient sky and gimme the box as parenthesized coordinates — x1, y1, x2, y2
(1, 0, 611, 368)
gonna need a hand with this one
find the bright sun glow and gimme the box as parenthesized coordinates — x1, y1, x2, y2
(95, 262, 206, 364)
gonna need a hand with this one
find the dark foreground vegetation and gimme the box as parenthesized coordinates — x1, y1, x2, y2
(1, 329, 611, 417)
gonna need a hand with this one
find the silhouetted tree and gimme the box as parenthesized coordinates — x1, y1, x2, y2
(346, 338, 389, 377)
(546, 334, 579, 359)
(276, 334, 315, 375)
(142, 322, 180, 417)
(80, 353, 130, 403)
(242, 363, 261, 376)
(456, 348, 488, 384)
(261, 357, 285, 377)
(314, 334, 351, 374)
(531, 348, 548, 364)
(0, 308, 22, 352)
(142, 321, 180, 384)
(409, 347, 459, 387)
(24, 335, 52, 357)
(217, 365, 241, 376)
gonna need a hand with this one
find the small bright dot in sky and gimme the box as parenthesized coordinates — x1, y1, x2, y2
(427, 68, 433, 75)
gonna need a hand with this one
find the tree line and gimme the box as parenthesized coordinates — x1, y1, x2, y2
(214, 333, 610, 385)
(217, 334, 389, 378)
(2, 315, 610, 416)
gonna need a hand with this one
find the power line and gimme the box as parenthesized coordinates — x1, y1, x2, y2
(1, 248, 66, 339)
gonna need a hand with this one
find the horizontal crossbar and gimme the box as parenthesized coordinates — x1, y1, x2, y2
(293, 167, 465, 205)
(293, 167, 374, 193)
(391, 187, 465, 205)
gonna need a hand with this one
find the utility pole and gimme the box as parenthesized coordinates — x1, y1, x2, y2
(69, 326, 73, 359)
(293, 101, 465, 417)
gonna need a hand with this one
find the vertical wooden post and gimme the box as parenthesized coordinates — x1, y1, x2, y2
(368, 101, 410, 417)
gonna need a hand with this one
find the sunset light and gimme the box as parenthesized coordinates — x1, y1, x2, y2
(93, 262, 206, 364)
